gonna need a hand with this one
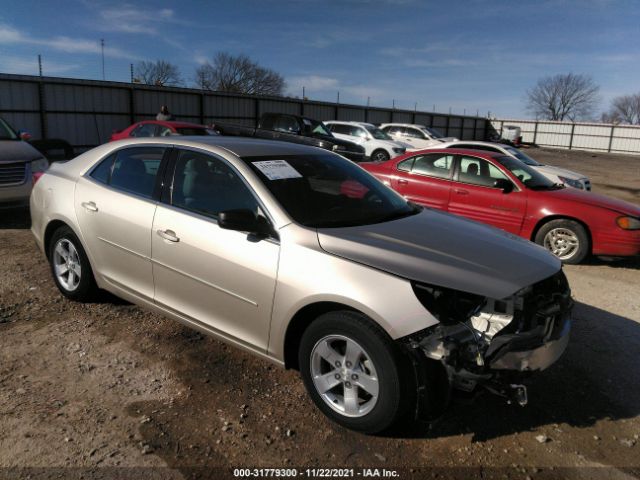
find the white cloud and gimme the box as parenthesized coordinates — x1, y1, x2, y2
(98, 6, 176, 35)
(0, 23, 136, 59)
(288, 75, 340, 91)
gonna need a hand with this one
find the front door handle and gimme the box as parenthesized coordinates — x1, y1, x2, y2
(397, 178, 408, 185)
(81, 201, 98, 212)
(454, 189, 469, 195)
(157, 229, 179, 242)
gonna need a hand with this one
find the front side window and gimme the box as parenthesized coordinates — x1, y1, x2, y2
(495, 156, 555, 189)
(411, 154, 454, 179)
(244, 154, 417, 228)
(458, 156, 509, 188)
(350, 126, 368, 139)
(274, 116, 300, 134)
(365, 126, 392, 140)
(404, 128, 425, 139)
(90, 147, 164, 198)
(131, 123, 157, 138)
(384, 126, 403, 136)
(171, 150, 260, 218)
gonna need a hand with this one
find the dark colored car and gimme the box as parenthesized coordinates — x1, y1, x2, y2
(361, 148, 640, 264)
(212, 113, 366, 163)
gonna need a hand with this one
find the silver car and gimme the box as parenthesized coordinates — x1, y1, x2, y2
(30, 137, 572, 433)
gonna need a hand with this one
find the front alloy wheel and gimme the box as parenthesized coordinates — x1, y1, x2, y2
(534, 219, 589, 264)
(310, 335, 380, 417)
(299, 311, 417, 434)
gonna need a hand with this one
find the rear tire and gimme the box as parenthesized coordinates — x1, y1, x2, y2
(48, 226, 98, 301)
(298, 311, 416, 434)
(370, 149, 390, 162)
(534, 219, 589, 264)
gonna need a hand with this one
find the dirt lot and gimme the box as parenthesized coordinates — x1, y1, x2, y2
(1, 148, 639, 479)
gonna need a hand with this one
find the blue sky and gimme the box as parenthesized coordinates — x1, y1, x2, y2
(1, 0, 639, 118)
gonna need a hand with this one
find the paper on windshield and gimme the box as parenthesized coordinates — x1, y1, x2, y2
(252, 160, 303, 180)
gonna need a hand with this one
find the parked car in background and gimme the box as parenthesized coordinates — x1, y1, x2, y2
(324, 121, 408, 162)
(213, 113, 365, 162)
(361, 148, 640, 264)
(31, 137, 571, 433)
(110, 120, 216, 142)
(379, 123, 458, 150)
(434, 141, 591, 190)
(0, 116, 49, 207)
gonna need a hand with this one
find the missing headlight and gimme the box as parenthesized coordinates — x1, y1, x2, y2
(411, 282, 486, 325)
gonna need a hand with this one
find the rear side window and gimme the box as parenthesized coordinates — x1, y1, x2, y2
(90, 147, 165, 198)
(404, 128, 425, 139)
(329, 124, 350, 135)
(90, 154, 115, 184)
(411, 154, 454, 179)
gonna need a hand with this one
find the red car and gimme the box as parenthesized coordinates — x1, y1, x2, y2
(361, 148, 640, 264)
(110, 120, 214, 141)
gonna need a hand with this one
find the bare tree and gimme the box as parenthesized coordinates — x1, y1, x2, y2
(609, 93, 640, 124)
(134, 60, 182, 87)
(526, 73, 600, 121)
(195, 52, 285, 95)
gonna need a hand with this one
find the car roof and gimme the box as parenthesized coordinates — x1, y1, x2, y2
(139, 120, 208, 128)
(111, 135, 327, 157)
(406, 147, 507, 160)
(380, 123, 427, 128)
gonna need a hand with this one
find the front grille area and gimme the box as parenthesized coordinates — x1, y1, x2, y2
(0, 162, 27, 186)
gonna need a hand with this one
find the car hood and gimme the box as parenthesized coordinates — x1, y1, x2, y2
(536, 164, 587, 180)
(317, 209, 560, 299)
(0, 140, 43, 164)
(541, 187, 640, 216)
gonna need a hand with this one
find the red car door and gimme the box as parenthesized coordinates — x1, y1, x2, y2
(390, 153, 454, 211)
(447, 154, 527, 235)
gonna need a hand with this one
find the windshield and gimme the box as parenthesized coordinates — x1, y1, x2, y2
(504, 146, 541, 166)
(0, 118, 19, 140)
(365, 125, 393, 140)
(422, 127, 444, 138)
(243, 154, 418, 228)
(495, 156, 557, 189)
(309, 119, 332, 136)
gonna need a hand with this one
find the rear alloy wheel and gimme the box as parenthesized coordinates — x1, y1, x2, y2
(371, 149, 390, 162)
(49, 226, 98, 301)
(299, 311, 417, 434)
(535, 219, 589, 264)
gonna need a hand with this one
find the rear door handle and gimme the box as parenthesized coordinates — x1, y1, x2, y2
(157, 229, 179, 242)
(454, 189, 469, 195)
(81, 201, 98, 212)
(397, 178, 409, 185)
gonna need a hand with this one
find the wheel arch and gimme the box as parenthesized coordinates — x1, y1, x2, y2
(530, 215, 593, 253)
(44, 219, 72, 260)
(283, 301, 360, 370)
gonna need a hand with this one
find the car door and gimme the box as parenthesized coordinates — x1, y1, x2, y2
(151, 148, 279, 351)
(75, 146, 168, 301)
(390, 153, 454, 211)
(447, 154, 527, 235)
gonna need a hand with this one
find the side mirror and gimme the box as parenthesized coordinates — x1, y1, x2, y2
(218, 209, 272, 236)
(19, 131, 32, 141)
(493, 178, 514, 193)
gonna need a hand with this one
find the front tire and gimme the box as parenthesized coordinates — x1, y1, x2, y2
(48, 226, 98, 301)
(534, 219, 589, 264)
(298, 311, 415, 434)
(370, 149, 390, 162)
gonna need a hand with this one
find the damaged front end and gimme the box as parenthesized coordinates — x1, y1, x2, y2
(402, 270, 573, 411)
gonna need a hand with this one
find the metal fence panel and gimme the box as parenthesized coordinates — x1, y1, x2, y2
(0, 80, 39, 110)
(337, 107, 365, 122)
(304, 104, 336, 121)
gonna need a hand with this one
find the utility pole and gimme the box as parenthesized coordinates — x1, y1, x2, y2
(302, 86, 305, 99)
(392, 99, 395, 109)
(100, 39, 105, 80)
(130, 63, 134, 83)
(37, 54, 43, 77)
(367, 97, 370, 107)
(414, 102, 417, 112)
(337, 91, 340, 104)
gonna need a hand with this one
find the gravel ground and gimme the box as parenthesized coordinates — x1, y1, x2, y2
(0, 148, 639, 479)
